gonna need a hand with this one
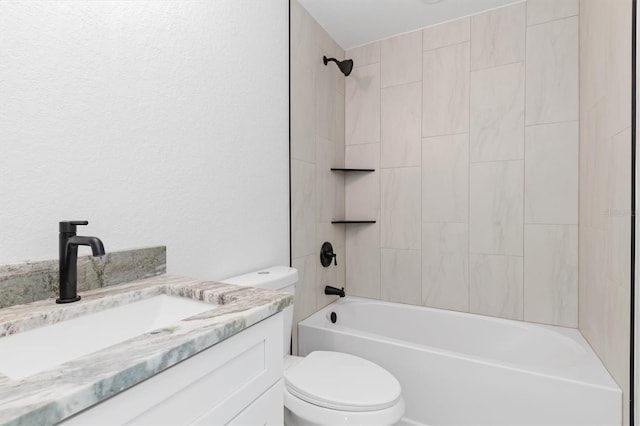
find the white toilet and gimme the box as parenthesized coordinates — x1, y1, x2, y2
(221, 266, 405, 426)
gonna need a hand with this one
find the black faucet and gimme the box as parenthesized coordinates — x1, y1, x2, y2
(57, 221, 105, 304)
(324, 285, 345, 297)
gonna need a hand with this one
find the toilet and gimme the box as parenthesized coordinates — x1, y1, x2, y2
(221, 266, 405, 426)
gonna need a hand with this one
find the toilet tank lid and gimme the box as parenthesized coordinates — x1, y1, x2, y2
(220, 266, 298, 291)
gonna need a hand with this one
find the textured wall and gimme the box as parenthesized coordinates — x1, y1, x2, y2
(290, 0, 345, 353)
(579, 0, 633, 424)
(0, 1, 289, 280)
(344, 0, 580, 327)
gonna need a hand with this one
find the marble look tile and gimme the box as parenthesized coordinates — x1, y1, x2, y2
(381, 167, 421, 250)
(422, 42, 470, 137)
(381, 31, 422, 88)
(605, 0, 632, 138)
(470, 161, 524, 255)
(423, 17, 470, 51)
(579, 101, 608, 230)
(527, 0, 578, 26)
(578, 0, 609, 112)
(469, 254, 523, 320)
(381, 82, 422, 168)
(525, 121, 579, 224)
(316, 244, 340, 310)
(347, 41, 380, 66)
(526, 16, 579, 125)
(335, 93, 345, 167)
(422, 134, 468, 223)
(381, 249, 421, 305)
(290, 57, 315, 163)
(315, 52, 337, 142)
(346, 223, 381, 298)
(316, 23, 344, 68)
(470, 62, 525, 162)
(345, 143, 380, 220)
(291, 159, 316, 258)
(470, 3, 525, 70)
(290, 0, 316, 70)
(346, 63, 380, 144)
(422, 223, 469, 311)
(524, 224, 577, 326)
(607, 128, 632, 289)
(292, 254, 317, 353)
(316, 136, 344, 223)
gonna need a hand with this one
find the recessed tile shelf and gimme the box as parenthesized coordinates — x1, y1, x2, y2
(331, 220, 377, 224)
(330, 168, 376, 172)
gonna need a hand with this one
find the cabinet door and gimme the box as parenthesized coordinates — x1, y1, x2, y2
(215, 379, 283, 426)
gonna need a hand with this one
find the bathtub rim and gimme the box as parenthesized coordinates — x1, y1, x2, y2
(299, 296, 621, 393)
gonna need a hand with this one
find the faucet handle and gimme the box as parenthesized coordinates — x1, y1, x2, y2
(59, 221, 89, 233)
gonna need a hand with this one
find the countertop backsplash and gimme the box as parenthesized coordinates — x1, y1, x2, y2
(0, 246, 166, 308)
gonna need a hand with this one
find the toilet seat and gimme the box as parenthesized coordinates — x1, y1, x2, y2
(284, 351, 402, 412)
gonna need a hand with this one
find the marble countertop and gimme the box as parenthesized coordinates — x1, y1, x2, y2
(0, 274, 293, 426)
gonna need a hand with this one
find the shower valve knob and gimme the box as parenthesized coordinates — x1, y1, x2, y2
(320, 242, 337, 267)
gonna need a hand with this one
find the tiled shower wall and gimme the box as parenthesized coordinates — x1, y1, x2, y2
(344, 1, 580, 327)
(290, 0, 345, 352)
(579, 0, 632, 423)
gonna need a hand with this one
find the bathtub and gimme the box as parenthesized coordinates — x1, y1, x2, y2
(298, 297, 621, 426)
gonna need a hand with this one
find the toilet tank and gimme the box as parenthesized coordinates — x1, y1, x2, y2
(220, 266, 297, 355)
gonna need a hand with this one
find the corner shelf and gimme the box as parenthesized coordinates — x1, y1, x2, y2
(331, 166, 376, 225)
(331, 168, 375, 172)
(331, 220, 376, 224)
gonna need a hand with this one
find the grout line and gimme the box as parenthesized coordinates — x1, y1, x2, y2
(526, 13, 580, 29)
(468, 14, 472, 314)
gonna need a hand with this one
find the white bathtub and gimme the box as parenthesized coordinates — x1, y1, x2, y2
(298, 297, 621, 426)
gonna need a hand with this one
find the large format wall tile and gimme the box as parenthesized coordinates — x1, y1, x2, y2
(290, 0, 316, 70)
(470, 3, 525, 70)
(527, 0, 578, 26)
(381, 167, 421, 249)
(423, 17, 470, 51)
(423, 42, 470, 137)
(347, 41, 380, 67)
(381, 82, 422, 168)
(422, 223, 469, 311)
(345, 143, 380, 220)
(290, 58, 315, 163)
(470, 161, 524, 256)
(525, 121, 578, 224)
(422, 134, 468, 223)
(346, 63, 381, 144)
(526, 16, 578, 125)
(346, 223, 381, 298)
(291, 254, 317, 353)
(381, 248, 422, 304)
(316, 136, 343, 223)
(470, 62, 525, 162)
(470, 254, 523, 320)
(381, 31, 422, 88)
(524, 224, 577, 326)
(315, 53, 337, 142)
(291, 159, 316, 258)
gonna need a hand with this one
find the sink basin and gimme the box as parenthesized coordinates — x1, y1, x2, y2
(0, 294, 215, 380)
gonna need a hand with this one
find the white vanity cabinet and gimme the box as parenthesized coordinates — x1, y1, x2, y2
(61, 312, 284, 425)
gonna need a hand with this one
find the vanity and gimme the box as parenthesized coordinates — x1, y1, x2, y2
(0, 274, 292, 425)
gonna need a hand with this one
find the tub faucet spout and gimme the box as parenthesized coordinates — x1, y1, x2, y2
(57, 221, 105, 304)
(325, 285, 345, 297)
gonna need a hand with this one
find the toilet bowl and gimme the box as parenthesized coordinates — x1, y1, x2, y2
(221, 266, 405, 426)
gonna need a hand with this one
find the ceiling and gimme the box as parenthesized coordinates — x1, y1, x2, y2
(297, 0, 522, 50)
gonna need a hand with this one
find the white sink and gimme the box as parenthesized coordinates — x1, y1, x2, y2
(0, 295, 215, 380)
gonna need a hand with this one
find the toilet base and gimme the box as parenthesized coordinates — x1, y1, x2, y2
(283, 387, 405, 426)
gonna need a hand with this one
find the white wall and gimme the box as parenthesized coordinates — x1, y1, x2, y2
(0, 1, 290, 280)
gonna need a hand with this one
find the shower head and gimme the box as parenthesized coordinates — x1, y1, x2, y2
(323, 56, 354, 76)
